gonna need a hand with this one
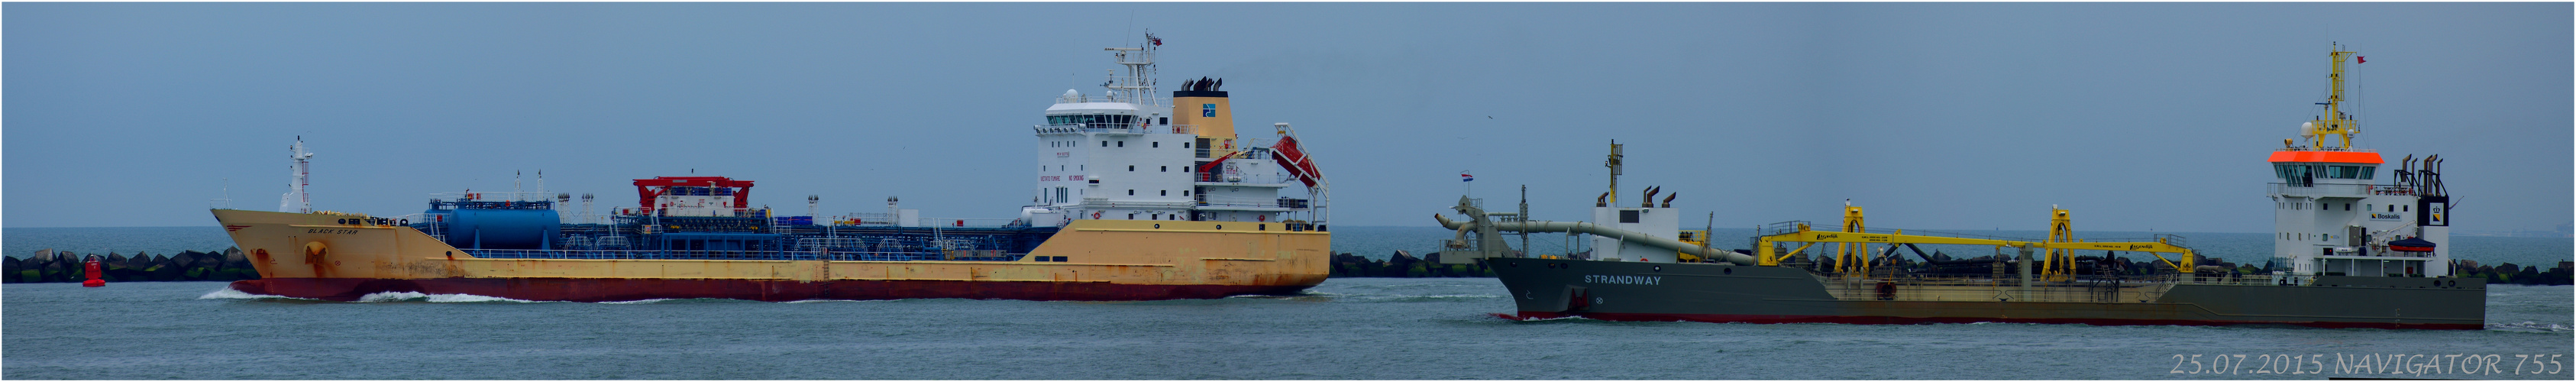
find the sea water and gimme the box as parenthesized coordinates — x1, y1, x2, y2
(3, 226, 2570, 379)
(2, 280, 2568, 379)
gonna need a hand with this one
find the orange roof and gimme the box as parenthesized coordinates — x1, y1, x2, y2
(2267, 151, 2384, 163)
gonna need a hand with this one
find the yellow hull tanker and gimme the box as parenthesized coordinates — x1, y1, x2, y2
(216, 210, 1327, 302)
(215, 34, 1337, 302)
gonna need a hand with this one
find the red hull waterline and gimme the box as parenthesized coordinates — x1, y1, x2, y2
(229, 278, 1316, 303)
(1495, 312, 2484, 330)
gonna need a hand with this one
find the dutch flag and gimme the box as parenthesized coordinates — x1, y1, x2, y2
(1460, 173, 1475, 182)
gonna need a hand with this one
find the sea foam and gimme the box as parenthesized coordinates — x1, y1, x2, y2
(353, 291, 538, 303)
(198, 286, 299, 300)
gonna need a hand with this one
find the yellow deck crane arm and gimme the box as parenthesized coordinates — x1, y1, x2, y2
(1754, 229, 2195, 271)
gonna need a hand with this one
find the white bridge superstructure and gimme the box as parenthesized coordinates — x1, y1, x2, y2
(1020, 33, 1328, 228)
(2265, 44, 2453, 280)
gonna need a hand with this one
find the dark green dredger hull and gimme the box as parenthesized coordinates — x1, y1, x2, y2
(1488, 258, 2487, 330)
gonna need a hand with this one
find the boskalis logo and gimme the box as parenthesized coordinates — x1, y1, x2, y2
(2370, 213, 2402, 221)
(1585, 274, 1662, 286)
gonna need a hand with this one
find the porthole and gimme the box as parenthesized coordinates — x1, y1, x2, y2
(1723, 267, 1733, 275)
(1153, 224, 1162, 228)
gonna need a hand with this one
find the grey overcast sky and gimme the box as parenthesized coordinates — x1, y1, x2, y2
(5, 2, 2569, 232)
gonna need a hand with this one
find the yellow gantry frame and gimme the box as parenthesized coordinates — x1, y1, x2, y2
(2044, 208, 2077, 278)
(1835, 205, 1869, 274)
(1754, 207, 2195, 274)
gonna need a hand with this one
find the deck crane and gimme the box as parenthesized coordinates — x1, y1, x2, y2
(1756, 204, 2196, 277)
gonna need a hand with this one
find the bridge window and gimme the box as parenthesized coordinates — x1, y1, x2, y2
(1152, 141, 1159, 148)
(1049, 114, 1136, 126)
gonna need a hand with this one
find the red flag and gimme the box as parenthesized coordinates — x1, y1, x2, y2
(2356, 56, 2365, 63)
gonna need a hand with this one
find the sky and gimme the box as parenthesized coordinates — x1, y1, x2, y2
(5, 2, 2569, 233)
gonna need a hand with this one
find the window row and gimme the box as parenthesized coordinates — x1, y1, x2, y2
(2272, 164, 2376, 180)
(1125, 189, 1189, 196)
(1048, 114, 1137, 126)
(2276, 202, 2410, 212)
(1049, 140, 1189, 148)
(1126, 165, 1190, 173)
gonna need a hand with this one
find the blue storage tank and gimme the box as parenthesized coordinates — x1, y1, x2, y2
(431, 208, 562, 250)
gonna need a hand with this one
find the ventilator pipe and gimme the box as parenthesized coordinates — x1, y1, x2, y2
(1596, 193, 1609, 207)
(1660, 193, 1676, 208)
(1436, 214, 1756, 265)
(1640, 186, 1660, 208)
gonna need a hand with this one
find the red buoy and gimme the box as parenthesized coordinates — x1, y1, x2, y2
(80, 257, 105, 287)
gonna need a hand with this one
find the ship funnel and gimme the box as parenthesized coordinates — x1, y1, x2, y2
(1661, 193, 1676, 208)
(1172, 77, 1236, 154)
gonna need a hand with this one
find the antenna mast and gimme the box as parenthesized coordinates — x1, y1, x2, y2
(280, 136, 314, 213)
(1102, 31, 1162, 107)
(1605, 140, 1624, 206)
(2309, 44, 2361, 149)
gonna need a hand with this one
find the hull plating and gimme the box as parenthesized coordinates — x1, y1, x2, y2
(212, 209, 1329, 302)
(1490, 257, 2487, 330)
(230, 277, 1314, 303)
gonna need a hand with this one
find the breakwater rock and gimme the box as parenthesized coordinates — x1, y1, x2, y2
(3, 248, 260, 283)
(2453, 260, 2574, 286)
(1327, 251, 1499, 277)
